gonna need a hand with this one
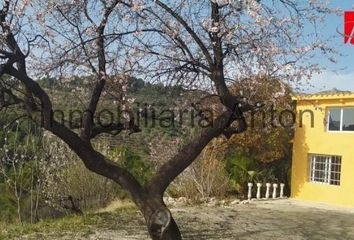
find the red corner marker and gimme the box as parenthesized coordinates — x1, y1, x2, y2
(344, 11, 354, 44)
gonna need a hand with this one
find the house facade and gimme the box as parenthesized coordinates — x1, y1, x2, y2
(291, 93, 354, 207)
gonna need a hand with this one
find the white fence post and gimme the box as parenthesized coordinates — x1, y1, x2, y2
(247, 182, 253, 200)
(280, 183, 285, 198)
(272, 183, 278, 199)
(265, 183, 271, 199)
(256, 183, 262, 199)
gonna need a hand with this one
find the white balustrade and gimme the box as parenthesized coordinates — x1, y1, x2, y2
(245, 182, 285, 200)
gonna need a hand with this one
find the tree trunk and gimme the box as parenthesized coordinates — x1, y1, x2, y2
(16, 197, 22, 224)
(140, 195, 183, 240)
(160, 217, 182, 240)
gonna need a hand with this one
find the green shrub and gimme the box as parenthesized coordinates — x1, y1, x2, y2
(225, 149, 291, 197)
(0, 183, 17, 223)
(115, 146, 153, 186)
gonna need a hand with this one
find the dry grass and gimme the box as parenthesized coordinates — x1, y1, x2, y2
(96, 199, 136, 213)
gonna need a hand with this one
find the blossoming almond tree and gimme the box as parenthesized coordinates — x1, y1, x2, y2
(0, 0, 337, 239)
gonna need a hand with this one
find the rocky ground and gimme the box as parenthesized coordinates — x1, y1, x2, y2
(4, 199, 354, 240)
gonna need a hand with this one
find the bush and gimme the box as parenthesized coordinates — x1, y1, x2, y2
(44, 160, 119, 213)
(168, 141, 230, 201)
(40, 136, 120, 214)
(225, 150, 259, 197)
(40, 135, 154, 215)
(112, 145, 153, 186)
(225, 149, 291, 198)
(0, 183, 17, 222)
(0, 120, 43, 223)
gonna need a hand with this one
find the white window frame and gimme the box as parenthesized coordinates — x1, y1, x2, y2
(327, 107, 354, 132)
(309, 154, 341, 186)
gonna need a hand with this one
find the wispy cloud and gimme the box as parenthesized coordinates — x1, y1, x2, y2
(301, 71, 354, 93)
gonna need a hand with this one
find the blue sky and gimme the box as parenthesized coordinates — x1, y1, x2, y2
(307, 1, 354, 93)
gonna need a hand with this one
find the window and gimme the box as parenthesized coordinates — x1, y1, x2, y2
(328, 107, 354, 132)
(309, 154, 341, 186)
(342, 108, 354, 131)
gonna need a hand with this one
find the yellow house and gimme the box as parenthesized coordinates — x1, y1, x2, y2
(291, 92, 354, 207)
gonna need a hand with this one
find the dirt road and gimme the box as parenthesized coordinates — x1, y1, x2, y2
(87, 199, 354, 240)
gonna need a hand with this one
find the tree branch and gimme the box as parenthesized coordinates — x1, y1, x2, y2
(154, 0, 213, 66)
(146, 110, 236, 195)
(81, 1, 121, 141)
(90, 121, 141, 139)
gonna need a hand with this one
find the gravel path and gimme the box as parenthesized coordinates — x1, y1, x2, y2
(87, 199, 354, 240)
(12, 199, 354, 240)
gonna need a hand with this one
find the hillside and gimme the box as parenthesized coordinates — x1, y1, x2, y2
(36, 76, 200, 161)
